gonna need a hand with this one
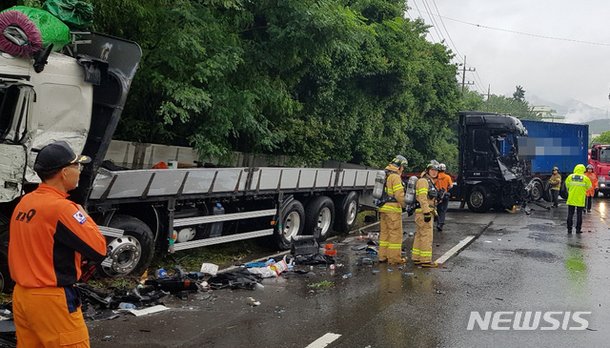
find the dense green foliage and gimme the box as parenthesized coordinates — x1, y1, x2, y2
(1, 1, 534, 171)
(463, 86, 538, 120)
(592, 131, 610, 145)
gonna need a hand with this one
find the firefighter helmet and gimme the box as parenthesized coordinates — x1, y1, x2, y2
(426, 160, 440, 171)
(391, 155, 408, 168)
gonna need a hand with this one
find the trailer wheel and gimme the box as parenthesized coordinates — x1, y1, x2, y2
(467, 186, 491, 213)
(334, 191, 359, 233)
(305, 196, 335, 241)
(102, 215, 154, 277)
(275, 200, 305, 250)
(0, 215, 14, 293)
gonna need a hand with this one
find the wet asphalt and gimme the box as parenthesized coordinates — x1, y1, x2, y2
(88, 199, 610, 348)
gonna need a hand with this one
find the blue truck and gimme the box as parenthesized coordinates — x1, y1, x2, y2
(519, 120, 589, 200)
(455, 112, 588, 212)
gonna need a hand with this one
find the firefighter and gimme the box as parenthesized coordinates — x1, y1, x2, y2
(412, 161, 439, 267)
(378, 155, 408, 265)
(584, 164, 598, 213)
(9, 141, 107, 347)
(565, 164, 592, 234)
(548, 166, 562, 208)
(434, 163, 453, 231)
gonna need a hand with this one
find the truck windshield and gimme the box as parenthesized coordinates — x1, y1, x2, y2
(0, 84, 30, 144)
(600, 147, 610, 163)
(494, 133, 519, 164)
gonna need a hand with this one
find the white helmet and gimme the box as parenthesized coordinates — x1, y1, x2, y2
(438, 163, 446, 171)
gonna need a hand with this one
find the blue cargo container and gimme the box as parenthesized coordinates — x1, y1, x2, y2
(520, 120, 589, 175)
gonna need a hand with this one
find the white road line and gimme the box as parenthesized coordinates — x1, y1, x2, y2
(435, 235, 475, 265)
(305, 333, 342, 348)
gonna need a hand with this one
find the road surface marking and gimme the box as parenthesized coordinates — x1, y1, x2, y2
(435, 235, 475, 265)
(306, 333, 342, 348)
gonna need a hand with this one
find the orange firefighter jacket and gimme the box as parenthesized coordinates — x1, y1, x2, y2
(585, 172, 598, 197)
(435, 172, 453, 193)
(9, 184, 106, 288)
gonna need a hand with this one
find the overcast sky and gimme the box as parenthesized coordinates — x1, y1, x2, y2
(407, 0, 610, 111)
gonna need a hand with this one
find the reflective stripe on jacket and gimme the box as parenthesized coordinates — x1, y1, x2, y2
(415, 176, 436, 214)
(378, 165, 405, 213)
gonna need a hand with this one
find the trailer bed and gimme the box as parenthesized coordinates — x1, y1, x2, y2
(89, 167, 378, 202)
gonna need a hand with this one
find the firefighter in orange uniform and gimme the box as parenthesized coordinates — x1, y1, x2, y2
(584, 164, 598, 213)
(434, 163, 453, 231)
(378, 156, 408, 265)
(412, 161, 439, 267)
(9, 141, 107, 348)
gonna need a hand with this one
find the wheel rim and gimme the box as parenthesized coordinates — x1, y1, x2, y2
(470, 191, 484, 208)
(283, 211, 301, 240)
(346, 201, 357, 226)
(102, 236, 142, 276)
(531, 186, 541, 200)
(317, 207, 332, 236)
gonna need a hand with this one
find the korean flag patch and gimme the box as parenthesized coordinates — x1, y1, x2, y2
(73, 211, 87, 224)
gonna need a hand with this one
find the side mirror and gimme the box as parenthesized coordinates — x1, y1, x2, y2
(33, 44, 54, 73)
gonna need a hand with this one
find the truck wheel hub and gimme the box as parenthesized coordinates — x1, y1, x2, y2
(471, 192, 483, 207)
(102, 236, 141, 276)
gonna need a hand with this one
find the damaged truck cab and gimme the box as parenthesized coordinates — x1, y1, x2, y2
(455, 111, 543, 212)
(0, 34, 142, 291)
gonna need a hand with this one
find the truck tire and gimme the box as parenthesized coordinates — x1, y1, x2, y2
(530, 180, 544, 202)
(305, 196, 335, 241)
(467, 186, 491, 213)
(102, 215, 154, 277)
(334, 191, 359, 233)
(0, 214, 14, 293)
(275, 200, 305, 250)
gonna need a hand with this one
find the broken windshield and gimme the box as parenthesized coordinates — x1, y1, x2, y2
(494, 133, 519, 165)
(0, 83, 32, 144)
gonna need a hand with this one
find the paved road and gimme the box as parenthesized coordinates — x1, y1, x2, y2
(89, 199, 610, 348)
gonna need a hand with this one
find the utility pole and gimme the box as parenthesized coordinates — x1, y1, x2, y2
(461, 55, 476, 94)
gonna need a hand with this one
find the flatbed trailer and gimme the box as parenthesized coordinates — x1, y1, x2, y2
(86, 166, 377, 276)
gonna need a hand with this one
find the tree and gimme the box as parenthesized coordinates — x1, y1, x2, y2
(592, 131, 610, 145)
(513, 85, 525, 102)
(1, 0, 464, 169)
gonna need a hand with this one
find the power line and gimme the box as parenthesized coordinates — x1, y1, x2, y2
(429, 0, 463, 60)
(420, 0, 445, 45)
(438, 14, 610, 47)
(411, 0, 438, 43)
